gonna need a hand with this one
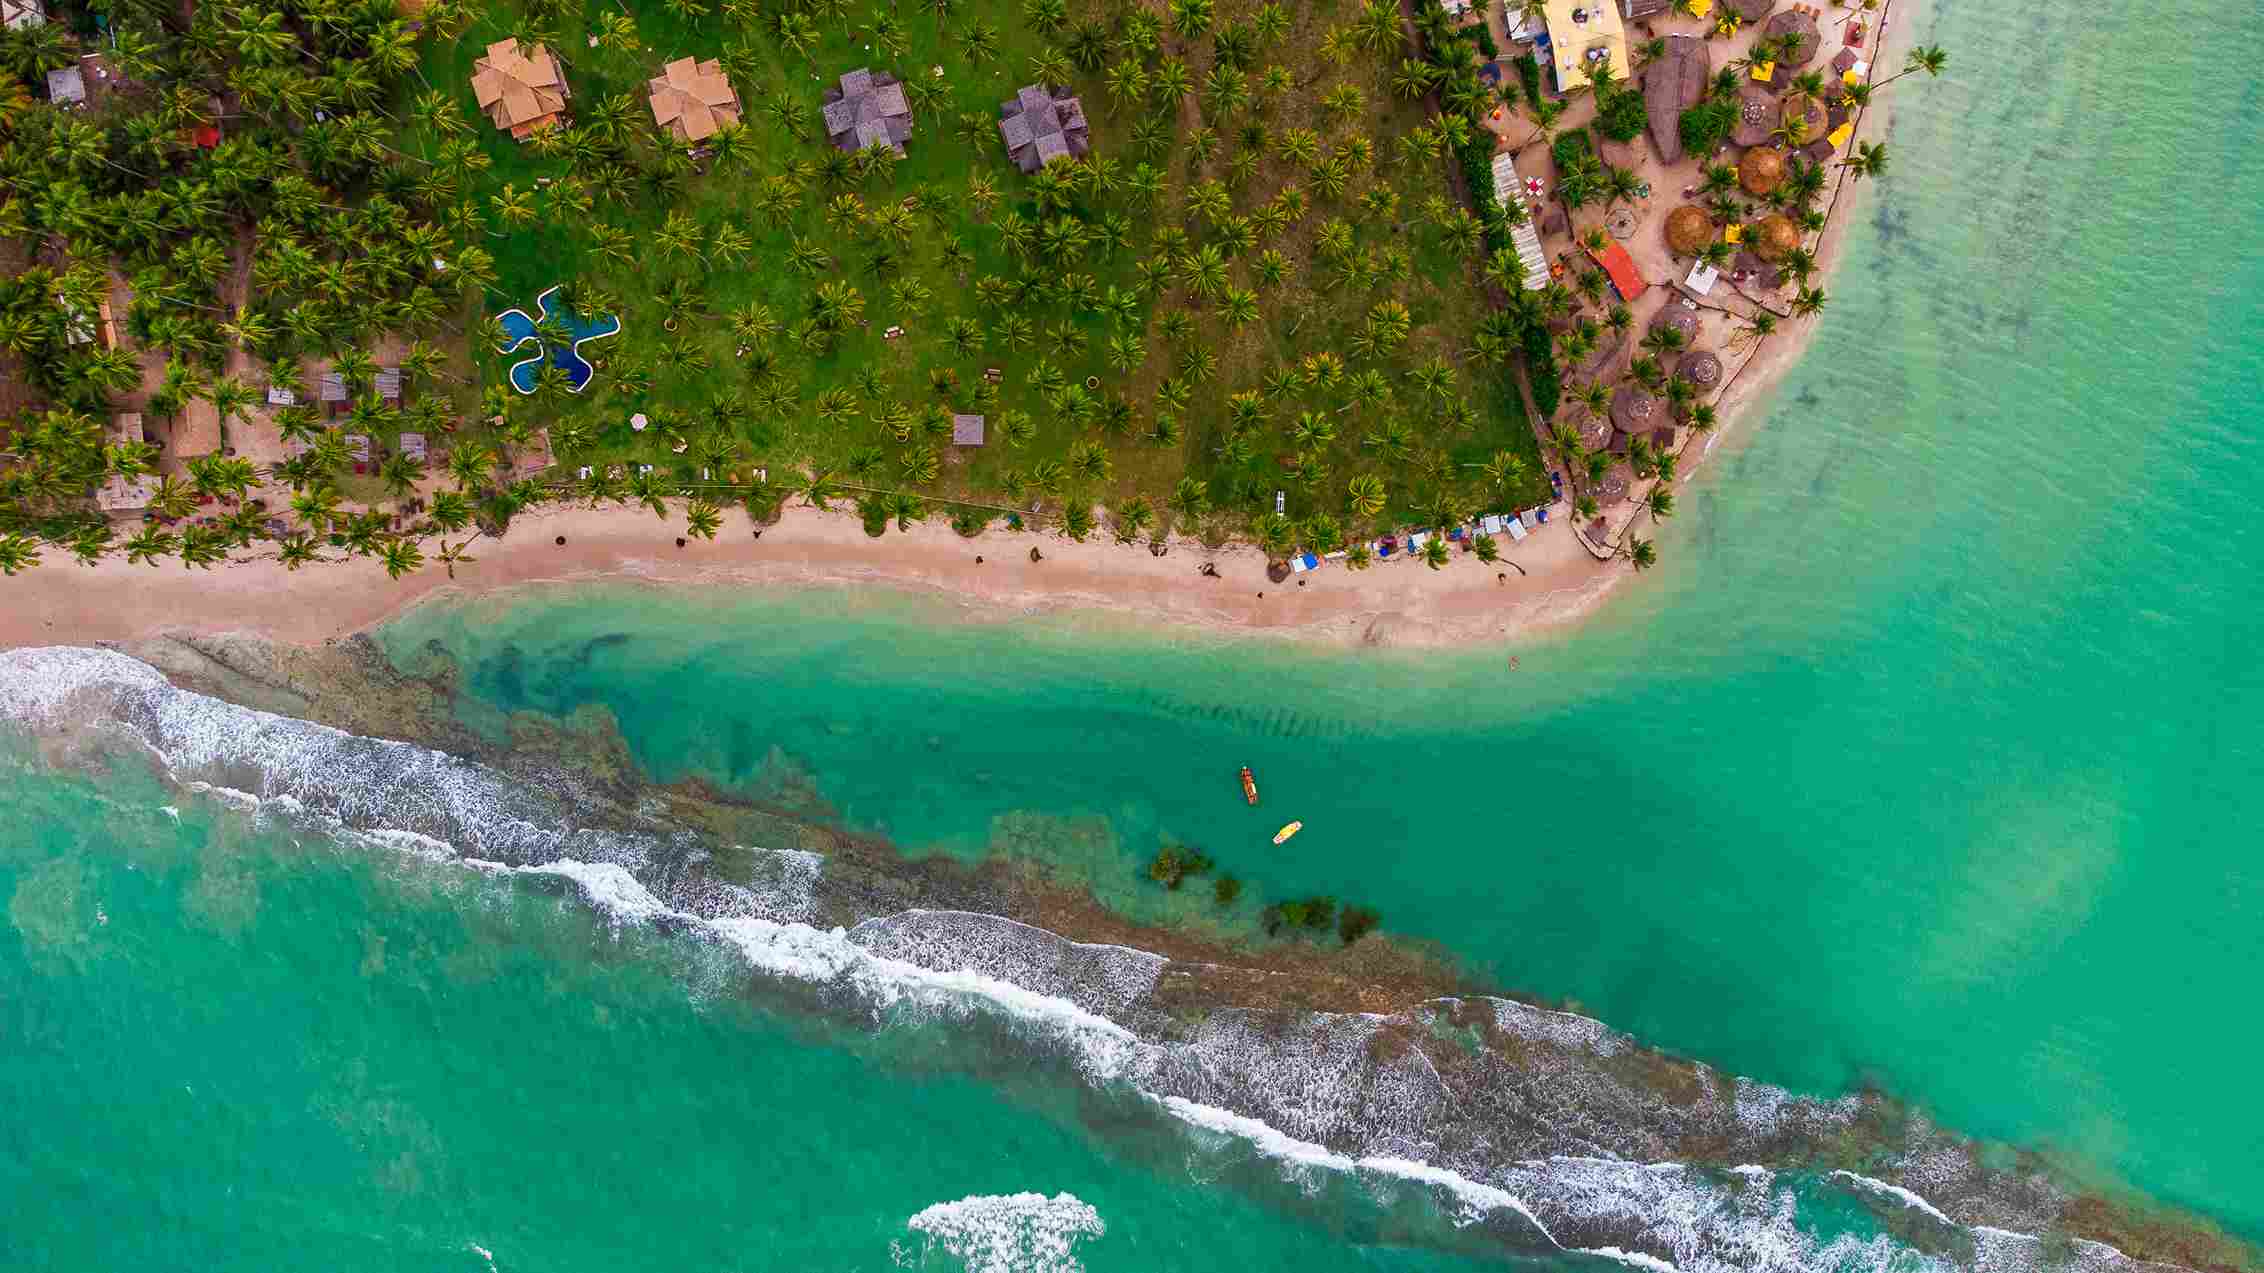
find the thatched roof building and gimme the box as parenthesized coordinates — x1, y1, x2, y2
(1676, 349, 1723, 387)
(1577, 408, 1615, 452)
(1761, 9, 1822, 67)
(1650, 307, 1701, 346)
(647, 56, 741, 144)
(471, 39, 569, 140)
(1753, 212, 1801, 261)
(1732, 83, 1778, 147)
(999, 84, 1090, 173)
(1738, 145, 1786, 195)
(1665, 205, 1713, 255)
(1610, 385, 1662, 433)
(1640, 35, 1710, 164)
(823, 68, 912, 155)
(1781, 91, 1827, 146)
(1596, 462, 1634, 507)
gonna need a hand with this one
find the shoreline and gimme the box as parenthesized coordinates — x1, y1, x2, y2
(1, 495, 1630, 652)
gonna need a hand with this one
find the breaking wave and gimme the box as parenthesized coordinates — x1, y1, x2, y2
(0, 648, 2193, 1273)
(896, 1192, 1105, 1273)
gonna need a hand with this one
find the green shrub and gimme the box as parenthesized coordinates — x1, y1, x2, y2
(1147, 845, 1215, 890)
(1515, 54, 1544, 106)
(858, 498, 890, 537)
(1551, 128, 1594, 169)
(1338, 905, 1382, 945)
(1679, 100, 1737, 158)
(1597, 89, 1648, 144)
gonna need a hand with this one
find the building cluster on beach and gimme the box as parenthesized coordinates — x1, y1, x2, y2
(1441, 0, 1888, 553)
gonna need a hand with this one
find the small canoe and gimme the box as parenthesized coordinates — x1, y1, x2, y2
(1272, 820, 1302, 845)
(1240, 766, 1258, 805)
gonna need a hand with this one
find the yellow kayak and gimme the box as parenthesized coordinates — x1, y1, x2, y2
(1272, 821, 1303, 845)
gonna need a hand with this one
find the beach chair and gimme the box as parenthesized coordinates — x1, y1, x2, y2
(1506, 517, 1528, 542)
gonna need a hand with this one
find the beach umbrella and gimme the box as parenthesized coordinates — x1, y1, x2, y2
(630, 412, 649, 431)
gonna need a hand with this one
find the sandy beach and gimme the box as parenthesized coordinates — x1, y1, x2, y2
(0, 496, 1626, 651)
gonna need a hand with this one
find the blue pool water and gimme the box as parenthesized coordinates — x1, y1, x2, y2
(497, 286, 620, 395)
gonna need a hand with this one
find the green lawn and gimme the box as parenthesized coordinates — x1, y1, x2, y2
(416, 0, 1548, 546)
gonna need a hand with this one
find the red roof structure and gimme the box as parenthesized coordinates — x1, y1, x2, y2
(186, 122, 220, 148)
(1589, 239, 1647, 301)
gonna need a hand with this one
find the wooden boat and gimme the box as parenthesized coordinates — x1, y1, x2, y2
(1240, 766, 1258, 805)
(1272, 820, 1302, 845)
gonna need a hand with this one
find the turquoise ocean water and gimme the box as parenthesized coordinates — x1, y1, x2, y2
(8, 0, 2264, 1266)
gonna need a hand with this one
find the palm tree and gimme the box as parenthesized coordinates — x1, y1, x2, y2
(123, 527, 179, 567)
(433, 538, 479, 578)
(1840, 141, 1890, 182)
(1627, 537, 1658, 570)
(379, 538, 425, 580)
(1877, 44, 1949, 88)
(685, 500, 723, 540)
(1346, 474, 1387, 524)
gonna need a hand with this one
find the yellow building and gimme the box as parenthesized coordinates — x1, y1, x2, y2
(1541, 0, 1629, 92)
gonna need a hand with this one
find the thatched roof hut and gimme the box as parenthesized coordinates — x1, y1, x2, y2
(1782, 93, 1827, 147)
(1753, 213, 1801, 261)
(1577, 408, 1615, 452)
(1726, 0, 1775, 22)
(1676, 349, 1724, 388)
(1610, 385, 1662, 434)
(1640, 35, 1710, 165)
(1738, 145, 1786, 195)
(1650, 307, 1701, 345)
(1596, 462, 1634, 507)
(1761, 10, 1822, 67)
(1732, 84, 1778, 147)
(1664, 205, 1714, 255)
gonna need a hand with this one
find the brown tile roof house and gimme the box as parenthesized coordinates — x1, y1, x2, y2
(822, 68, 912, 155)
(999, 84, 1090, 174)
(158, 400, 221, 467)
(471, 39, 569, 141)
(648, 56, 741, 144)
(951, 414, 985, 446)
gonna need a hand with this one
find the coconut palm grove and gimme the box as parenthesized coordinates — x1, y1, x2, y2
(0, 0, 1907, 578)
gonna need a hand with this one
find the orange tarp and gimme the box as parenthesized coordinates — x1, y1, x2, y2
(1589, 239, 1647, 301)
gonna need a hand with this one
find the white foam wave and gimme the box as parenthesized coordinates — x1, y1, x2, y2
(901, 1192, 1104, 1273)
(1832, 1169, 1957, 1228)
(1153, 1096, 1559, 1243)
